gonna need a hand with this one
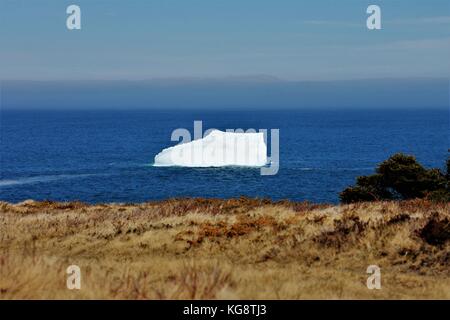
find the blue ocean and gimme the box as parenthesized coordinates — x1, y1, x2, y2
(0, 109, 448, 203)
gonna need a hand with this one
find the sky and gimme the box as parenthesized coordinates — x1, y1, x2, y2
(0, 0, 449, 81)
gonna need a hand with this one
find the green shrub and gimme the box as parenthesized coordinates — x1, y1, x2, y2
(340, 153, 449, 204)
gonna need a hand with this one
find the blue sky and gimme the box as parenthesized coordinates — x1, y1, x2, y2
(0, 0, 449, 80)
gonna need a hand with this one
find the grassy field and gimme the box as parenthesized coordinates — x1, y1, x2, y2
(0, 198, 449, 299)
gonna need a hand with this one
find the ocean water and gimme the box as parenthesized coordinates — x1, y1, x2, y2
(0, 109, 448, 203)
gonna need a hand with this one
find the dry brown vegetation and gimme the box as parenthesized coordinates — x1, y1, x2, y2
(0, 197, 449, 299)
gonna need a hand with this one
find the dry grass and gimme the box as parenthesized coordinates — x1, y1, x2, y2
(0, 198, 449, 299)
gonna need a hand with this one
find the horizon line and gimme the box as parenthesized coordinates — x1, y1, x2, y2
(1, 76, 449, 83)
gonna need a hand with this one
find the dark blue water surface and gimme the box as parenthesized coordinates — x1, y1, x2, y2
(0, 109, 448, 203)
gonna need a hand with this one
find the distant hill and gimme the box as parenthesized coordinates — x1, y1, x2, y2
(2, 77, 448, 110)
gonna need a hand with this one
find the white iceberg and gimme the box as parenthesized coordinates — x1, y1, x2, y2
(154, 130, 267, 167)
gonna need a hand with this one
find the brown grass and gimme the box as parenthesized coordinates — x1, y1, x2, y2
(0, 198, 449, 299)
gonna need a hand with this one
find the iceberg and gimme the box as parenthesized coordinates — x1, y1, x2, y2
(154, 130, 267, 167)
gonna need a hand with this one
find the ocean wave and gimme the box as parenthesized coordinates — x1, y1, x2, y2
(0, 173, 99, 187)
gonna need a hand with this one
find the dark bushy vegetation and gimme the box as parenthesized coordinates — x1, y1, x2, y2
(340, 153, 450, 203)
